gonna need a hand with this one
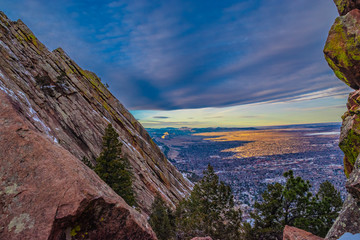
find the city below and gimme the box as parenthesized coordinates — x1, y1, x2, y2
(147, 123, 346, 216)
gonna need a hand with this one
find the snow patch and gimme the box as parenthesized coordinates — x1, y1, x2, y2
(103, 116, 110, 123)
(121, 140, 141, 156)
(0, 81, 58, 144)
(16, 91, 58, 143)
(0, 40, 18, 60)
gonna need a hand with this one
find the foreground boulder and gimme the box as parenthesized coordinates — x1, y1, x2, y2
(283, 226, 323, 240)
(0, 91, 157, 239)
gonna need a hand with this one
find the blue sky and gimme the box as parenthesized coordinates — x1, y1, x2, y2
(1, 0, 351, 127)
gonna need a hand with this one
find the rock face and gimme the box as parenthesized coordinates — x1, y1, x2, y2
(334, 0, 360, 16)
(324, 1, 360, 176)
(326, 155, 360, 239)
(0, 11, 192, 215)
(283, 226, 324, 240)
(0, 91, 157, 239)
(324, 0, 360, 238)
(324, 8, 360, 90)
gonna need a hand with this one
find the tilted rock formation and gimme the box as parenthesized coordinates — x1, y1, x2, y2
(324, 0, 360, 238)
(0, 91, 156, 239)
(283, 226, 324, 240)
(0, 11, 192, 215)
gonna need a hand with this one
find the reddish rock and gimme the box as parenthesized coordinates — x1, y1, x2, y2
(0, 11, 192, 214)
(283, 226, 323, 240)
(0, 91, 157, 239)
(338, 90, 360, 177)
(324, 9, 360, 90)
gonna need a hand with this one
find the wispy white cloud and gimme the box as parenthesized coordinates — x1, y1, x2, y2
(1, 0, 345, 112)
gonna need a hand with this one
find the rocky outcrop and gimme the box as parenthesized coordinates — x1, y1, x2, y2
(0, 91, 156, 239)
(324, 2, 360, 176)
(326, 154, 360, 239)
(283, 226, 323, 240)
(324, 0, 360, 238)
(324, 9, 360, 91)
(334, 0, 360, 16)
(0, 11, 192, 214)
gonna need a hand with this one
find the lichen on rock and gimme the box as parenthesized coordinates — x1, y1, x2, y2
(333, 0, 360, 16)
(324, 9, 360, 89)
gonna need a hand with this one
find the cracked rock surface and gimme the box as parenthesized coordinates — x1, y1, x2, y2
(0, 11, 191, 216)
(0, 91, 157, 239)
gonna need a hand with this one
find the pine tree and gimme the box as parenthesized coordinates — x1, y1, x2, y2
(248, 170, 313, 240)
(149, 194, 175, 240)
(247, 171, 343, 239)
(176, 164, 242, 240)
(298, 180, 343, 237)
(94, 124, 136, 206)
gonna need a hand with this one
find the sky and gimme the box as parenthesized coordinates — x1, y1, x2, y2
(1, 0, 351, 128)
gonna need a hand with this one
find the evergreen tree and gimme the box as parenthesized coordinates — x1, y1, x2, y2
(247, 171, 343, 239)
(149, 194, 175, 240)
(94, 124, 136, 206)
(297, 180, 343, 237)
(248, 170, 313, 240)
(176, 164, 242, 240)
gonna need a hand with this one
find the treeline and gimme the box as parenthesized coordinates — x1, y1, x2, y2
(85, 124, 342, 240)
(149, 166, 342, 240)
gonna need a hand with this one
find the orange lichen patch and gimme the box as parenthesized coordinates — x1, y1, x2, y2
(194, 129, 326, 158)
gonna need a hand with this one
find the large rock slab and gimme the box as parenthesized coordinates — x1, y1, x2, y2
(283, 225, 324, 240)
(0, 11, 192, 213)
(0, 91, 157, 239)
(324, 0, 360, 238)
(324, 9, 360, 90)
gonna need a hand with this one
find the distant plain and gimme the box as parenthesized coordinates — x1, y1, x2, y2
(148, 123, 346, 209)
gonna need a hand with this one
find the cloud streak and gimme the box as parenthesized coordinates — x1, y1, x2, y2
(1, 0, 346, 111)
